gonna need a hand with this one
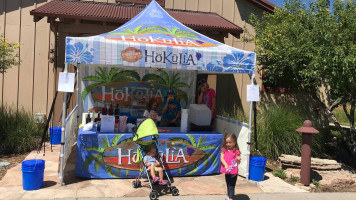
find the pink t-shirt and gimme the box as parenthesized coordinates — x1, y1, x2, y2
(201, 89, 216, 118)
(220, 148, 240, 175)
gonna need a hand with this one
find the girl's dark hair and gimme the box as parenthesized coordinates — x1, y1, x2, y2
(145, 144, 156, 153)
(147, 98, 158, 111)
(222, 132, 238, 150)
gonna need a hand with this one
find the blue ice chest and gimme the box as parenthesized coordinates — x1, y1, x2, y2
(249, 156, 267, 181)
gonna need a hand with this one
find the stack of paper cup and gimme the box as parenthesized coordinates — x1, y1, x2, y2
(119, 116, 128, 133)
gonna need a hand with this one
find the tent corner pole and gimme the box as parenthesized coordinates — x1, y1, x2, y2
(245, 73, 255, 180)
(76, 63, 80, 127)
(59, 63, 68, 186)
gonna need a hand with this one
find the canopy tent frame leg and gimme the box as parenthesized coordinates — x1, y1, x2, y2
(59, 63, 68, 186)
(245, 73, 255, 180)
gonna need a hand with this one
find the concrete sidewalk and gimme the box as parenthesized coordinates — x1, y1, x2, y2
(0, 142, 311, 200)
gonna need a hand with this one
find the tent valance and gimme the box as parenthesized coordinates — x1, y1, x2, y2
(65, 0, 256, 74)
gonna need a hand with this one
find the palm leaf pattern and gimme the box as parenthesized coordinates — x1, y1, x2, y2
(169, 137, 191, 145)
(94, 156, 105, 172)
(185, 134, 218, 175)
(82, 67, 141, 100)
(83, 135, 135, 177)
(133, 25, 144, 33)
(175, 31, 200, 38)
(139, 26, 167, 34)
(108, 25, 200, 39)
(83, 154, 101, 170)
(160, 71, 170, 85)
(99, 135, 110, 148)
(142, 74, 165, 83)
(84, 147, 105, 153)
(169, 134, 218, 175)
(105, 165, 119, 178)
(112, 70, 140, 82)
(81, 83, 101, 100)
(186, 134, 197, 147)
(111, 135, 124, 146)
(186, 162, 200, 175)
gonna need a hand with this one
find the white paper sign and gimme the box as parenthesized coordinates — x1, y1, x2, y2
(246, 85, 260, 102)
(58, 72, 75, 92)
(100, 115, 115, 133)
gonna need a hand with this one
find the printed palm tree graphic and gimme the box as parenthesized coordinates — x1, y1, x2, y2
(109, 25, 200, 39)
(83, 135, 134, 177)
(142, 71, 189, 103)
(169, 134, 218, 175)
(82, 67, 140, 100)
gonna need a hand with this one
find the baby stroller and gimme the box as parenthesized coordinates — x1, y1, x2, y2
(132, 119, 179, 200)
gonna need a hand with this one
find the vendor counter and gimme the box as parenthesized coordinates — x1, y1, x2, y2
(75, 127, 223, 178)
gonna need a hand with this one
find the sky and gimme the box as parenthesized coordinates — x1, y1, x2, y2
(268, 0, 315, 8)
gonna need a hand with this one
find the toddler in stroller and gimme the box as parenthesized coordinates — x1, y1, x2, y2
(144, 144, 167, 185)
(132, 118, 179, 200)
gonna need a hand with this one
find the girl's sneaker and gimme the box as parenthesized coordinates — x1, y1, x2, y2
(159, 180, 167, 185)
(153, 176, 160, 183)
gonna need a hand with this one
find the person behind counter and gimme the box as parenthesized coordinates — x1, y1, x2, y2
(143, 98, 160, 123)
(160, 90, 181, 127)
(197, 79, 216, 124)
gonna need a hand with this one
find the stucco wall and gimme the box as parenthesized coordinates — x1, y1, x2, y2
(1, 0, 266, 122)
(0, 0, 55, 117)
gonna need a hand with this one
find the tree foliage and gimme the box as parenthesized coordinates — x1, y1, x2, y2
(246, 0, 356, 158)
(0, 36, 20, 73)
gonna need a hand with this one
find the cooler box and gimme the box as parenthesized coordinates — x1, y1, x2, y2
(188, 104, 211, 126)
(189, 104, 212, 131)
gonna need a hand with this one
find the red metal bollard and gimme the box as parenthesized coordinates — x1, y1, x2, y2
(296, 120, 319, 186)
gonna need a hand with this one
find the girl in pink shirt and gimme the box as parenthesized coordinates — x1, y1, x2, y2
(198, 79, 216, 120)
(220, 133, 241, 200)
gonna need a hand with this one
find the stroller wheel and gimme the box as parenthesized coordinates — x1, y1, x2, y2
(132, 180, 139, 188)
(149, 190, 158, 200)
(171, 186, 179, 196)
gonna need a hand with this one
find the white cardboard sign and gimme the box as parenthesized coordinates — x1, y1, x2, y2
(58, 72, 75, 92)
(100, 115, 115, 133)
(246, 85, 260, 102)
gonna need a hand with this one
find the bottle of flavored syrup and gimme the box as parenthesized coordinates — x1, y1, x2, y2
(86, 113, 91, 124)
(114, 101, 120, 119)
(96, 112, 101, 132)
(108, 100, 114, 115)
(102, 100, 108, 115)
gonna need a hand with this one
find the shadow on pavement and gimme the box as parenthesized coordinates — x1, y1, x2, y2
(43, 180, 57, 188)
(234, 194, 250, 200)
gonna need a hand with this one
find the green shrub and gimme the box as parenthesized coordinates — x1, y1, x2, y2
(0, 105, 44, 155)
(272, 169, 287, 179)
(219, 105, 247, 122)
(254, 103, 326, 159)
(290, 175, 300, 182)
(255, 104, 303, 159)
(312, 179, 319, 186)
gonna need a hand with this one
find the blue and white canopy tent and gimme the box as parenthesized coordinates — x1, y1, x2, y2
(61, 0, 256, 185)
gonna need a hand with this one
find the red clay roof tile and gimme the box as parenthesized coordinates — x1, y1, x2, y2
(30, 0, 243, 34)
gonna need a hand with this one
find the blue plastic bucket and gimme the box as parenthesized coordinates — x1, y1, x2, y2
(249, 156, 267, 181)
(21, 159, 45, 191)
(49, 127, 61, 145)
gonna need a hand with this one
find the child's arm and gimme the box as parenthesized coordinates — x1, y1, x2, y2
(153, 159, 160, 167)
(236, 151, 241, 165)
(143, 157, 151, 167)
(220, 150, 228, 169)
